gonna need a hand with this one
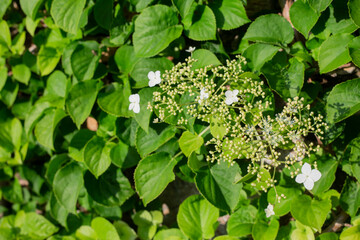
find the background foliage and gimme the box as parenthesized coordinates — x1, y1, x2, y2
(0, 0, 360, 239)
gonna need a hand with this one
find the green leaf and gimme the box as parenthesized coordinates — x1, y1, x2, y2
(53, 162, 83, 213)
(83, 136, 113, 178)
(195, 161, 242, 212)
(326, 78, 360, 123)
(243, 43, 280, 72)
(136, 126, 177, 158)
(84, 167, 134, 206)
(319, 34, 354, 73)
(21, 212, 59, 239)
(133, 5, 183, 58)
(34, 108, 67, 150)
(262, 56, 305, 99)
(76, 226, 98, 240)
(68, 130, 95, 162)
(177, 195, 219, 240)
(134, 88, 156, 133)
(173, 0, 194, 18)
(45, 154, 70, 184)
(45, 70, 69, 98)
(290, 195, 331, 231)
(290, 0, 320, 37)
(91, 217, 120, 240)
(349, 0, 360, 27)
(12, 64, 31, 85)
(312, 157, 338, 195)
(154, 229, 187, 240)
(340, 178, 360, 217)
(267, 186, 302, 216)
(94, 0, 113, 30)
(309, 0, 332, 12)
(252, 219, 279, 240)
(71, 41, 100, 81)
(0, 66, 7, 91)
(49, 193, 68, 228)
(0, 20, 11, 48)
(209, 0, 250, 30)
(114, 45, 141, 74)
(110, 140, 129, 168)
(130, 57, 173, 88)
(66, 80, 102, 128)
(113, 221, 137, 240)
(227, 205, 258, 237)
(97, 81, 132, 118)
(0, 79, 19, 107)
(0, 117, 22, 152)
(291, 221, 315, 240)
(349, 37, 360, 67)
(0, 0, 11, 19)
(191, 49, 221, 69)
(19, 0, 44, 20)
(37, 46, 62, 76)
(340, 224, 360, 240)
(210, 115, 227, 139)
(179, 131, 204, 157)
(325, 3, 358, 35)
(51, 0, 86, 34)
(183, 5, 217, 41)
(134, 152, 177, 206)
(243, 14, 294, 45)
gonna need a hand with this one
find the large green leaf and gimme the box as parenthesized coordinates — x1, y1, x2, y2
(243, 43, 280, 72)
(97, 81, 132, 118)
(243, 14, 294, 45)
(12, 64, 31, 85)
(133, 5, 183, 58)
(349, 0, 360, 27)
(34, 108, 67, 150)
(191, 49, 221, 69)
(319, 33, 353, 73)
(19, 0, 44, 20)
(91, 217, 120, 240)
(37, 46, 62, 76)
(135, 88, 156, 133)
(252, 219, 279, 240)
(309, 0, 332, 12)
(21, 212, 59, 239)
(290, 195, 331, 231)
(83, 136, 113, 178)
(68, 129, 95, 162)
(70, 41, 100, 81)
(134, 152, 177, 206)
(349, 37, 360, 67)
(290, 0, 320, 37)
(173, 0, 194, 18)
(177, 195, 219, 240)
(0, 0, 11, 19)
(340, 224, 360, 240)
(66, 80, 102, 128)
(50, 0, 86, 34)
(154, 229, 187, 240)
(227, 205, 258, 237)
(53, 162, 83, 213)
(0, 79, 18, 107)
(312, 157, 338, 195)
(183, 5, 216, 41)
(44, 70, 69, 98)
(49, 193, 68, 228)
(0, 117, 22, 153)
(291, 221, 315, 240)
(84, 167, 134, 206)
(114, 45, 141, 74)
(179, 131, 204, 157)
(262, 56, 305, 99)
(130, 57, 173, 88)
(340, 178, 360, 217)
(0, 20, 11, 48)
(326, 78, 360, 123)
(267, 186, 301, 216)
(195, 162, 242, 212)
(209, 0, 250, 30)
(135, 126, 177, 158)
(0, 66, 7, 91)
(94, 0, 113, 30)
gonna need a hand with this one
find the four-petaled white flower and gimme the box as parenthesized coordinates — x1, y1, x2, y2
(148, 70, 161, 87)
(198, 88, 209, 104)
(295, 162, 321, 190)
(265, 204, 275, 218)
(129, 94, 140, 114)
(225, 90, 239, 105)
(185, 46, 196, 53)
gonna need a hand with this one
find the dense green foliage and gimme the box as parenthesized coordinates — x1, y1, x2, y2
(1, 0, 360, 239)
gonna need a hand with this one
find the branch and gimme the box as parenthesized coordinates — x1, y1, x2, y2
(323, 210, 349, 233)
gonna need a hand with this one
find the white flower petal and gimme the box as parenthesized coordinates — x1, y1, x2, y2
(149, 79, 156, 87)
(225, 98, 233, 105)
(233, 96, 239, 103)
(133, 103, 140, 113)
(129, 94, 140, 103)
(148, 71, 155, 80)
(295, 174, 306, 184)
(233, 89, 239, 95)
(303, 178, 314, 190)
(310, 169, 321, 182)
(155, 70, 161, 79)
(225, 90, 232, 98)
(129, 102, 135, 111)
(301, 163, 312, 175)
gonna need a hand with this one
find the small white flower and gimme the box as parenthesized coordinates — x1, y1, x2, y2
(148, 70, 161, 87)
(185, 46, 196, 53)
(198, 88, 209, 104)
(129, 94, 140, 114)
(225, 90, 239, 105)
(265, 204, 275, 218)
(295, 162, 321, 190)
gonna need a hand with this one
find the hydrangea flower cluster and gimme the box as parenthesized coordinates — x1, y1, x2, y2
(144, 55, 328, 216)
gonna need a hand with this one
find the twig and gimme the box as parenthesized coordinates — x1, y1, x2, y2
(323, 210, 349, 233)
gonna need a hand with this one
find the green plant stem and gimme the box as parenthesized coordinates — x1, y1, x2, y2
(199, 126, 210, 137)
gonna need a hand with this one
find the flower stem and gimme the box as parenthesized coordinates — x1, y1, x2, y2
(199, 126, 210, 137)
